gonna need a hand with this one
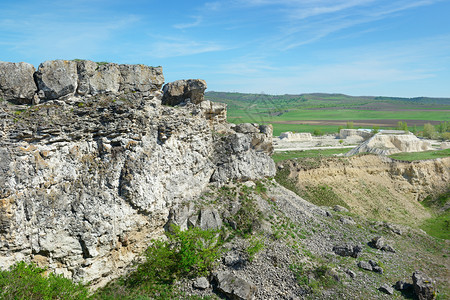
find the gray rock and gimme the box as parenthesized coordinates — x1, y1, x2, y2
(344, 269, 356, 279)
(193, 277, 209, 290)
(35, 60, 78, 100)
(223, 251, 246, 269)
(412, 271, 435, 300)
(333, 244, 362, 258)
(333, 205, 349, 213)
(373, 266, 384, 274)
(369, 236, 385, 249)
(381, 244, 396, 253)
(119, 64, 164, 93)
(199, 208, 222, 230)
(162, 79, 207, 106)
(235, 123, 260, 134)
(214, 271, 257, 300)
(340, 217, 356, 225)
(379, 284, 394, 295)
(0, 61, 36, 104)
(369, 236, 396, 253)
(357, 261, 373, 271)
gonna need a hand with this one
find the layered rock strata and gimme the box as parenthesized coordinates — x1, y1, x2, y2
(0, 60, 275, 287)
(0, 59, 164, 104)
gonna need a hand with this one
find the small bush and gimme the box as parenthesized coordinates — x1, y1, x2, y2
(96, 226, 221, 299)
(246, 237, 265, 262)
(0, 261, 89, 300)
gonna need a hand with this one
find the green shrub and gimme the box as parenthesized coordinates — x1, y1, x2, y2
(96, 226, 221, 299)
(0, 261, 89, 300)
(246, 237, 265, 262)
(128, 225, 221, 286)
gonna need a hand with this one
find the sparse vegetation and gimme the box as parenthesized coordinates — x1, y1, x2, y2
(389, 148, 450, 161)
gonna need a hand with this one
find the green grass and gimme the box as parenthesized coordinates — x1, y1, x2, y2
(207, 91, 450, 136)
(388, 149, 450, 161)
(420, 212, 450, 240)
(272, 148, 349, 163)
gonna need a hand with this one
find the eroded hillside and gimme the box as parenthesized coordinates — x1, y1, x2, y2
(277, 155, 449, 226)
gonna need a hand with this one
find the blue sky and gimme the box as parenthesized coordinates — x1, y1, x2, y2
(1, 0, 449, 97)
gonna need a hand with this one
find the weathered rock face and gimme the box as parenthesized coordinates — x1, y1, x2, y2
(346, 132, 432, 156)
(0, 60, 164, 103)
(283, 154, 450, 226)
(35, 60, 79, 100)
(162, 79, 207, 106)
(0, 61, 275, 287)
(0, 62, 37, 104)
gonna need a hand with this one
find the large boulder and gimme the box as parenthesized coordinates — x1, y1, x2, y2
(119, 64, 164, 93)
(0, 61, 37, 104)
(214, 271, 257, 300)
(412, 271, 436, 300)
(162, 79, 207, 106)
(35, 60, 78, 100)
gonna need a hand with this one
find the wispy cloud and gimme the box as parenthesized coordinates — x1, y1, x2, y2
(173, 16, 203, 29)
(151, 40, 227, 58)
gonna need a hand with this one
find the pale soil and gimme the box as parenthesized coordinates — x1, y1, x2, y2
(273, 134, 443, 152)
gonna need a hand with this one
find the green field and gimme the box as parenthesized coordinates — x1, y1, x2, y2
(206, 92, 450, 136)
(388, 149, 450, 161)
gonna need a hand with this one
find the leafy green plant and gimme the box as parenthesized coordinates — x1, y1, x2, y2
(246, 237, 264, 262)
(96, 226, 221, 299)
(0, 261, 89, 300)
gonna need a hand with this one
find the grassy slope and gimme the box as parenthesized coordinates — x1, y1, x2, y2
(388, 149, 450, 161)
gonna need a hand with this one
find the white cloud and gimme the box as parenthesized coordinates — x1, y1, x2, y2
(173, 16, 203, 29)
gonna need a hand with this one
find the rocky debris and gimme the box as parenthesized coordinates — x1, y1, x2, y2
(357, 261, 373, 271)
(214, 271, 257, 300)
(162, 79, 207, 106)
(193, 277, 210, 290)
(333, 244, 362, 258)
(333, 205, 349, 213)
(368, 236, 396, 253)
(279, 131, 312, 142)
(0, 61, 37, 104)
(379, 284, 394, 295)
(412, 271, 436, 300)
(346, 131, 432, 156)
(223, 251, 247, 269)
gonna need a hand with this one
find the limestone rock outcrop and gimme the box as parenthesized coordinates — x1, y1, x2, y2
(162, 79, 207, 106)
(0, 60, 275, 287)
(0, 62, 37, 104)
(0, 60, 164, 103)
(346, 131, 432, 156)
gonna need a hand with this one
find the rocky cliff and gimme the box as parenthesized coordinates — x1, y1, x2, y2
(0, 60, 275, 286)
